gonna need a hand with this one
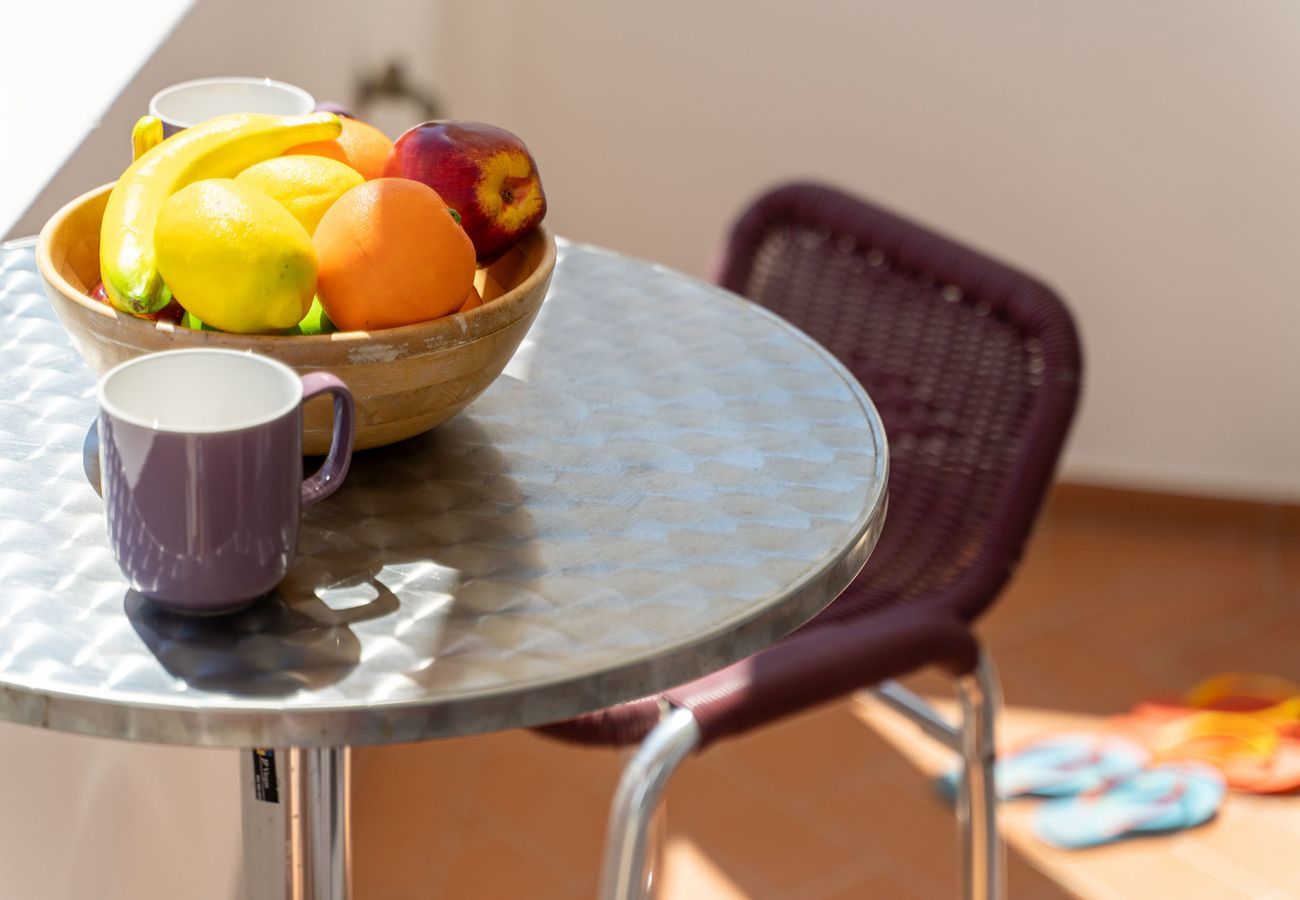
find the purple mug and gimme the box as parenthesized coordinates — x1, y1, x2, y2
(97, 349, 354, 614)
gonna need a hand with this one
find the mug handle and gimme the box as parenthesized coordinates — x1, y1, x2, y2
(300, 372, 355, 507)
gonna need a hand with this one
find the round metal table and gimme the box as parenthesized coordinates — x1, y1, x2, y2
(0, 237, 888, 898)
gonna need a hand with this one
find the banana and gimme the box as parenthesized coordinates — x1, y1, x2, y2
(100, 112, 341, 315)
(130, 116, 163, 161)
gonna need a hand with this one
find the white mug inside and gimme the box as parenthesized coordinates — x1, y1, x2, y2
(149, 77, 315, 129)
(99, 349, 302, 433)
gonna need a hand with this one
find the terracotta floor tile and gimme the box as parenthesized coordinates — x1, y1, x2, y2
(975, 535, 1137, 648)
(658, 836, 762, 900)
(1066, 837, 1264, 900)
(1173, 811, 1300, 896)
(1005, 853, 1080, 900)
(811, 867, 931, 900)
(895, 666, 958, 700)
(1273, 557, 1300, 606)
(514, 730, 628, 798)
(1235, 795, 1300, 841)
(352, 738, 489, 897)
(1042, 490, 1278, 550)
(699, 701, 906, 809)
(791, 768, 961, 897)
(473, 724, 553, 761)
(662, 758, 865, 895)
(1277, 513, 1300, 600)
(353, 735, 489, 800)
(1068, 566, 1270, 661)
(1181, 607, 1300, 681)
(435, 823, 574, 900)
(773, 713, 1075, 900)
(538, 883, 604, 900)
(847, 694, 962, 780)
(1001, 531, 1273, 662)
(996, 631, 1184, 716)
(466, 742, 615, 877)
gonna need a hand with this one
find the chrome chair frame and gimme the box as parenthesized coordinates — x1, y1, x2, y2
(598, 651, 1003, 900)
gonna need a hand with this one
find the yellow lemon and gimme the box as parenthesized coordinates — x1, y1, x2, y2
(234, 156, 364, 235)
(155, 179, 316, 334)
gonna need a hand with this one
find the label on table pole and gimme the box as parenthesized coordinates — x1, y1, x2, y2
(241, 747, 293, 899)
(252, 748, 280, 803)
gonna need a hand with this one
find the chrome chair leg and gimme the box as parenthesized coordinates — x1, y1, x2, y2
(599, 707, 701, 900)
(599, 652, 1000, 900)
(643, 794, 670, 898)
(956, 652, 1003, 900)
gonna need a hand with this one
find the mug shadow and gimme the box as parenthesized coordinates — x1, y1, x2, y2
(111, 414, 542, 699)
(125, 589, 373, 697)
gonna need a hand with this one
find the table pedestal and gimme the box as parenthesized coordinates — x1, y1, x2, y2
(241, 747, 351, 899)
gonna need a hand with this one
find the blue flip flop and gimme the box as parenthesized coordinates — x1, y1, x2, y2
(937, 733, 1150, 801)
(1033, 761, 1225, 849)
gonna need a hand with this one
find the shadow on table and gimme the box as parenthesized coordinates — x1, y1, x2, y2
(117, 414, 542, 698)
(125, 589, 378, 696)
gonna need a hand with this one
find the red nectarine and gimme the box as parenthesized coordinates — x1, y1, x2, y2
(384, 120, 546, 266)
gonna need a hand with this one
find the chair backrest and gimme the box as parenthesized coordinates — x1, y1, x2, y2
(716, 182, 1082, 623)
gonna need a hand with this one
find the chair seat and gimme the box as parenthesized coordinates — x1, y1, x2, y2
(538, 603, 978, 749)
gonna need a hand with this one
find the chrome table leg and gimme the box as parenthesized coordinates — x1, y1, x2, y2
(241, 746, 351, 900)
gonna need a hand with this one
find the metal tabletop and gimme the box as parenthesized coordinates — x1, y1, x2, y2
(0, 237, 887, 749)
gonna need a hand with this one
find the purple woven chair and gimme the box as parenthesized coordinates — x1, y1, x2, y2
(538, 182, 1083, 900)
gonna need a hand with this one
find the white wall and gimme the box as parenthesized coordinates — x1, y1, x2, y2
(425, 0, 1300, 501)
(0, 1, 193, 235)
(0, 725, 240, 900)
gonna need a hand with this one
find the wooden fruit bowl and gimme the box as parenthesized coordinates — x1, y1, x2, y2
(37, 183, 555, 454)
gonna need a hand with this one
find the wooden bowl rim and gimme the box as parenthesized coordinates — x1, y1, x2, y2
(36, 181, 557, 348)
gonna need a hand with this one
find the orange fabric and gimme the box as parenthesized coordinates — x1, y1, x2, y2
(1112, 687, 1300, 795)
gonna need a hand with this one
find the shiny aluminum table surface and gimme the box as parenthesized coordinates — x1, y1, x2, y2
(0, 237, 887, 748)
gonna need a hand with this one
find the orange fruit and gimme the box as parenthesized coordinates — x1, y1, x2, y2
(313, 178, 475, 331)
(285, 117, 393, 180)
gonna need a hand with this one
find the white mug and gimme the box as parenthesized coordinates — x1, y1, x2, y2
(148, 77, 316, 134)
